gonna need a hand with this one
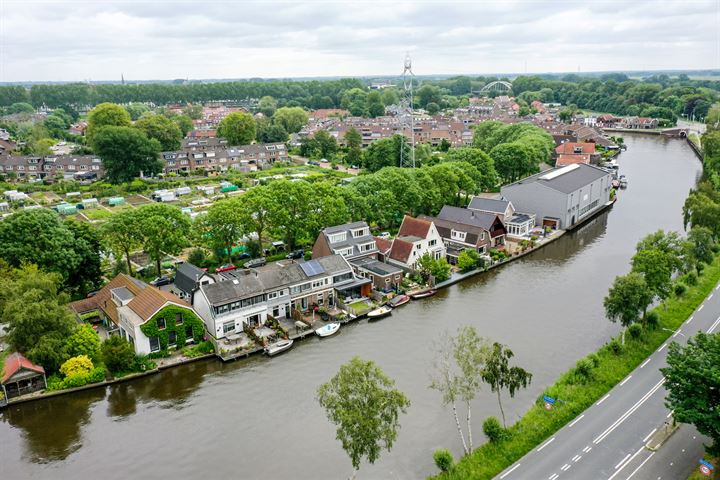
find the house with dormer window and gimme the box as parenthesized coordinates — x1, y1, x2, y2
(388, 215, 446, 271)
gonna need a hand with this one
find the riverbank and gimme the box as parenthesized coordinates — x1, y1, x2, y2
(432, 252, 720, 479)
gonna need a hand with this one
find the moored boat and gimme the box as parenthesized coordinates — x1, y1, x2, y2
(315, 322, 340, 337)
(264, 339, 294, 356)
(367, 305, 392, 320)
(410, 289, 437, 300)
(388, 294, 410, 308)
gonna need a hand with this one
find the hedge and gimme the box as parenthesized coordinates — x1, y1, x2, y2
(433, 254, 720, 479)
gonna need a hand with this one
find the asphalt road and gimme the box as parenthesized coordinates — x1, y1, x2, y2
(495, 282, 720, 480)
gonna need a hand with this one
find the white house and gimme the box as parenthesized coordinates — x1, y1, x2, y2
(388, 215, 446, 270)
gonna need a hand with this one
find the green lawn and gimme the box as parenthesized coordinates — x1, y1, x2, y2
(434, 256, 720, 479)
(82, 208, 114, 220)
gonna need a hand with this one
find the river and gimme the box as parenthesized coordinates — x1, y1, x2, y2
(0, 134, 702, 480)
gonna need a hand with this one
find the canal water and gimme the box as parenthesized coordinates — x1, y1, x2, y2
(0, 134, 701, 480)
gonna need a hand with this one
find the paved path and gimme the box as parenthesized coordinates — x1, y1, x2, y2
(495, 281, 720, 480)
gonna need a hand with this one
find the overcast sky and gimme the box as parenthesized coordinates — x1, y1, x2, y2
(1, 0, 718, 82)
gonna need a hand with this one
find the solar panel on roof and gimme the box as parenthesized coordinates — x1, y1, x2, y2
(300, 259, 325, 276)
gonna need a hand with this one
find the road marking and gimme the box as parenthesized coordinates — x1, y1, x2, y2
(537, 437, 555, 452)
(716, 284, 720, 291)
(608, 447, 647, 480)
(698, 304, 704, 312)
(625, 452, 656, 480)
(709, 293, 714, 300)
(667, 410, 674, 418)
(640, 358, 652, 368)
(499, 463, 521, 479)
(687, 316, 694, 324)
(673, 329, 682, 338)
(620, 375, 633, 386)
(561, 463, 571, 471)
(615, 454, 632, 469)
(548, 474, 558, 480)
(597, 394, 611, 405)
(594, 379, 665, 444)
(643, 428, 657, 442)
(707, 316, 720, 334)
(569, 414, 585, 427)
(657, 343, 667, 352)
(573, 454, 582, 462)
(583, 446, 592, 453)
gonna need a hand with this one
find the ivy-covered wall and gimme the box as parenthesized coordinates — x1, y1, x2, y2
(140, 304, 205, 351)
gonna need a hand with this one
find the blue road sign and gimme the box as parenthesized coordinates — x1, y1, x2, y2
(543, 395, 556, 405)
(700, 459, 715, 470)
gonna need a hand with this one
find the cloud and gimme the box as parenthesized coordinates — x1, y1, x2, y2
(0, 0, 717, 82)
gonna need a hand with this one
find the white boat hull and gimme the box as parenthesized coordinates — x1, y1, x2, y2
(316, 323, 341, 337)
(367, 306, 392, 319)
(265, 339, 294, 356)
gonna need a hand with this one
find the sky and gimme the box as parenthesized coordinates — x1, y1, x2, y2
(0, 0, 718, 83)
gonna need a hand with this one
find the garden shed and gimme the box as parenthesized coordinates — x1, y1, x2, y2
(82, 198, 99, 209)
(108, 196, 126, 206)
(56, 203, 77, 215)
(1, 352, 47, 400)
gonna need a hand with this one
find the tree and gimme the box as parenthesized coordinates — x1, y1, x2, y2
(363, 135, 407, 172)
(632, 248, 674, 301)
(134, 113, 183, 151)
(426, 102, 440, 115)
(64, 219, 103, 296)
(457, 249, 480, 272)
(102, 209, 142, 276)
(60, 355, 94, 379)
(217, 112, 257, 145)
(173, 114, 194, 136)
(125, 103, 150, 121)
(256, 121, 288, 143)
(92, 126, 162, 183)
(200, 197, 245, 262)
(490, 142, 537, 184)
(257, 95, 278, 117)
(313, 130, 338, 159)
(416, 84, 442, 108)
(417, 253, 452, 283)
(1, 265, 76, 370)
(8, 102, 34, 114)
(182, 104, 203, 120)
(430, 327, 491, 455)
(44, 114, 69, 138)
(340, 88, 369, 116)
(102, 335, 137, 374)
(444, 147, 498, 191)
(661, 332, 720, 455)
(687, 226, 715, 266)
(481, 342, 532, 428)
(266, 180, 313, 249)
(603, 272, 653, 343)
(0, 209, 101, 294)
(86, 102, 131, 144)
(344, 127, 362, 165)
(272, 106, 309, 134)
(317, 357, 410, 478)
(135, 204, 191, 276)
(65, 324, 101, 362)
(239, 185, 275, 250)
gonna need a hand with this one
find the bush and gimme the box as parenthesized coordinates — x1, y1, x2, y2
(60, 355, 94, 378)
(587, 353, 600, 368)
(483, 416, 507, 443)
(645, 311, 659, 329)
(674, 282, 687, 297)
(684, 271, 698, 286)
(65, 324, 101, 361)
(628, 323, 643, 340)
(101, 335, 136, 374)
(433, 449, 454, 472)
(457, 249, 480, 272)
(573, 358, 595, 382)
(188, 248, 207, 267)
(608, 339, 623, 355)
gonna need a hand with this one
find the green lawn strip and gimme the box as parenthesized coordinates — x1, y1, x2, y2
(435, 256, 720, 479)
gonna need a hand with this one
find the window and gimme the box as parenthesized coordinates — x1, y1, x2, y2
(185, 325, 194, 340)
(273, 305, 280, 317)
(175, 313, 183, 325)
(168, 331, 177, 346)
(415, 244, 421, 250)
(149, 336, 160, 352)
(223, 321, 235, 334)
(157, 318, 166, 330)
(450, 230, 466, 242)
(429, 239, 437, 247)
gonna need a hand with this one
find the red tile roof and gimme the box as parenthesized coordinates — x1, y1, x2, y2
(2, 352, 45, 384)
(397, 215, 431, 239)
(555, 142, 595, 155)
(556, 154, 591, 166)
(389, 238, 414, 263)
(374, 237, 393, 254)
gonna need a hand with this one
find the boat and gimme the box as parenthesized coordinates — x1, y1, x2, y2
(619, 175, 628, 188)
(388, 294, 410, 308)
(367, 306, 392, 320)
(264, 339, 294, 356)
(411, 289, 437, 300)
(315, 323, 340, 337)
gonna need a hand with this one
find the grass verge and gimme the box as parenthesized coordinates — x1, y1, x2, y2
(433, 255, 720, 479)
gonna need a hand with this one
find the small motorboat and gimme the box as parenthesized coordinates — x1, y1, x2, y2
(315, 322, 340, 337)
(367, 306, 392, 320)
(264, 339, 294, 356)
(411, 289, 437, 300)
(619, 175, 628, 188)
(389, 294, 410, 308)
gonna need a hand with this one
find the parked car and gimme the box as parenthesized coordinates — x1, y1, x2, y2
(237, 252, 251, 260)
(307, 160, 319, 166)
(286, 249, 304, 259)
(350, 165, 360, 169)
(377, 231, 391, 239)
(244, 257, 267, 268)
(215, 263, 237, 273)
(150, 276, 172, 287)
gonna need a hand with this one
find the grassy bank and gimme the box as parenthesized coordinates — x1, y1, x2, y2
(433, 255, 720, 479)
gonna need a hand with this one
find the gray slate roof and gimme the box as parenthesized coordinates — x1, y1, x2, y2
(508, 164, 610, 194)
(467, 197, 509, 214)
(322, 221, 377, 258)
(437, 206, 499, 230)
(175, 262, 207, 294)
(324, 221, 368, 235)
(350, 257, 403, 276)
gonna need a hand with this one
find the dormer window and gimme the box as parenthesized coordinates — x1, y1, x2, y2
(328, 232, 347, 244)
(451, 230, 467, 242)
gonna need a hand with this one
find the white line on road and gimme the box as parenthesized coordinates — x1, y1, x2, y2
(673, 329, 682, 338)
(643, 428, 657, 442)
(640, 358, 652, 368)
(707, 317, 720, 334)
(698, 304, 704, 312)
(597, 394, 611, 405)
(687, 315, 694, 324)
(608, 447, 646, 480)
(499, 463, 520, 479)
(573, 455, 582, 462)
(710, 293, 714, 300)
(561, 463, 571, 471)
(625, 452, 656, 480)
(537, 437, 555, 452)
(667, 410, 674, 418)
(657, 343, 667, 352)
(583, 446, 592, 453)
(620, 375, 633, 386)
(569, 414, 585, 427)
(594, 379, 665, 444)
(615, 454, 632, 469)
(548, 474, 558, 480)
